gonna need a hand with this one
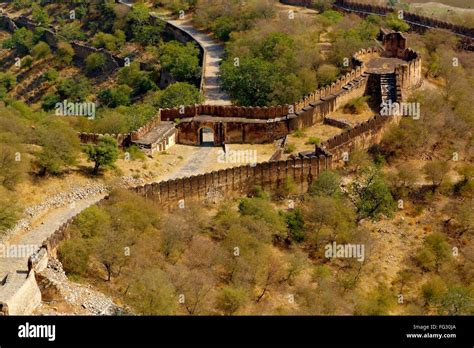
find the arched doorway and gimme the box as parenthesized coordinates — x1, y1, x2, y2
(199, 127, 215, 146)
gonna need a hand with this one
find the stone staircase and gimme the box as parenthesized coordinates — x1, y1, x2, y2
(380, 73, 397, 103)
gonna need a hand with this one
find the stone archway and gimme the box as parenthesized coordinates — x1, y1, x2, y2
(199, 127, 215, 146)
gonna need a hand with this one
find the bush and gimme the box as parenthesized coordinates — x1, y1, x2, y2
(284, 143, 296, 154)
(98, 85, 132, 108)
(85, 53, 107, 75)
(306, 137, 320, 145)
(0, 72, 16, 92)
(41, 94, 61, 111)
(343, 96, 370, 114)
(159, 41, 201, 81)
(83, 136, 120, 175)
(2, 27, 34, 54)
(293, 129, 305, 138)
(42, 69, 59, 82)
(150, 82, 202, 109)
(21, 55, 33, 69)
(56, 42, 75, 65)
(57, 76, 91, 102)
(31, 41, 51, 59)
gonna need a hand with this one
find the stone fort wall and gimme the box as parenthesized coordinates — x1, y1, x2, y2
(133, 156, 331, 208)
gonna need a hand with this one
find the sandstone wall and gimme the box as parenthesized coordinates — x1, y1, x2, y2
(133, 156, 331, 208)
(333, 0, 474, 46)
(316, 115, 400, 165)
(0, 272, 42, 315)
(78, 132, 132, 147)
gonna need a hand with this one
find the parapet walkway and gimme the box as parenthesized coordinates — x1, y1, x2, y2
(164, 16, 232, 106)
(119, 0, 231, 105)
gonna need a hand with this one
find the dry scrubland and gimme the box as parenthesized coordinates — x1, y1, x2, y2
(0, 0, 472, 316)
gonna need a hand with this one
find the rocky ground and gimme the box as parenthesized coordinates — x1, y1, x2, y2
(1, 183, 107, 243)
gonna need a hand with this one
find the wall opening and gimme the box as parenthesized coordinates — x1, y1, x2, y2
(199, 127, 215, 146)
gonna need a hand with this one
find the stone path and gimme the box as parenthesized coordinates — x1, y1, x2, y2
(0, 194, 105, 278)
(120, 0, 231, 105)
(161, 146, 215, 181)
(158, 15, 232, 105)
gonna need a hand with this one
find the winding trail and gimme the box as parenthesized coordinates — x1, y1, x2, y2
(163, 15, 231, 105)
(120, 0, 231, 105)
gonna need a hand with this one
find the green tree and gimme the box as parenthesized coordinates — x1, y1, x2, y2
(285, 208, 305, 242)
(309, 170, 342, 198)
(385, 13, 410, 32)
(73, 205, 111, 239)
(151, 82, 202, 109)
(117, 62, 156, 96)
(92, 30, 125, 51)
(353, 167, 396, 220)
(59, 22, 86, 41)
(32, 4, 51, 26)
(215, 286, 247, 315)
(125, 3, 164, 46)
(36, 118, 81, 175)
(85, 52, 107, 75)
(0, 144, 25, 189)
(0, 72, 16, 93)
(57, 76, 91, 102)
(98, 85, 132, 107)
(316, 64, 339, 86)
(56, 42, 75, 65)
(83, 136, 120, 175)
(58, 237, 91, 276)
(2, 27, 34, 54)
(423, 160, 450, 193)
(416, 233, 451, 272)
(220, 57, 277, 106)
(355, 284, 395, 315)
(159, 41, 201, 81)
(0, 188, 21, 235)
(31, 41, 51, 60)
(302, 196, 356, 248)
(127, 267, 177, 315)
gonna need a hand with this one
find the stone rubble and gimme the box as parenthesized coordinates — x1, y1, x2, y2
(38, 258, 127, 316)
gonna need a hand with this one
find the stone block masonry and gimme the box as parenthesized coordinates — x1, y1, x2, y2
(133, 156, 331, 208)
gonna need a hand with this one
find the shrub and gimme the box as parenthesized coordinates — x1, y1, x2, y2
(85, 53, 107, 75)
(31, 41, 51, 59)
(343, 96, 370, 114)
(284, 143, 296, 154)
(306, 137, 320, 145)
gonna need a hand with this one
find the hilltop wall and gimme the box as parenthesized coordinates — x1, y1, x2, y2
(332, 0, 474, 50)
(316, 115, 400, 165)
(133, 156, 331, 208)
